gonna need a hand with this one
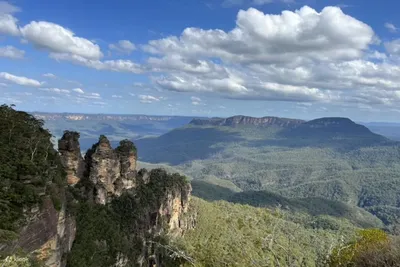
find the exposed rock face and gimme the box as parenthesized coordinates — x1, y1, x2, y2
(190, 115, 304, 128)
(115, 139, 138, 195)
(84, 135, 138, 204)
(58, 131, 85, 186)
(158, 182, 194, 236)
(85, 135, 122, 204)
(2, 131, 193, 267)
(1, 196, 76, 267)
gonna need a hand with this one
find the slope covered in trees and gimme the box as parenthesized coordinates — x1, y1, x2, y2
(135, 117, 400, 226)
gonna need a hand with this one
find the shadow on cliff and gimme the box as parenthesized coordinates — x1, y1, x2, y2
(135, 127, 246, 165)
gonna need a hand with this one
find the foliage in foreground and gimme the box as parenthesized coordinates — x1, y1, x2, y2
(178, 197, 358, 267)
(329, 229, 400, 266)
(67, 169, 189, 267)
(0, 105, 65, 233)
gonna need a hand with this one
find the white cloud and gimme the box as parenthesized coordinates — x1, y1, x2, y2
(109, 40, 136, 54)
(80, 92, 101, 100)
(144, 6, 374, 65)
(43, 73, 56, 78)
(111, 94, 122, 98)
(192, 101, 201, 105)
(385, 22, 398, 33)
(0, 72, 42, 87)
(142, 6, 400, 108)
(92, 101, 107, 105)
(222, 0, 296, 7)
(0, 45, 24, 59)
(0, 13, 19, 35)
(252, 0, 273, 5)
(72, 88, 84, 94)
(0, 82, 7, 87)
(191, 96, 202, 102)
(384, 39, 400, 56)
(0, 1, 21, 14)
(50, 53, 143, 73)
(138, 94, 160, 103)
(20, 21, 103, 60)
(39, 88, 70, 94)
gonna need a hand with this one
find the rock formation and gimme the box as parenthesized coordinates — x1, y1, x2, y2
(190, 115, 304, 127)
(83, 135, 138, 204)
(59, 132, 194, 265)
(58, 131, 85, 186)
(1, 129, 193, 267)
(58, 132, 139, 205)
(0, 195, 76, 267)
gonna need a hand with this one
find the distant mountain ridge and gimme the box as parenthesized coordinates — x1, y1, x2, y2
(33, 112, 196, 122)
(190, 115, 385, 140)
(282, 117, 386, 140)
(190, 115, 305, 127)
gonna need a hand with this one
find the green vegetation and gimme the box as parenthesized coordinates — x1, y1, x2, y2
(67, 168, 189, 267)
(178, 197, 358, 267)
(0, 105, 65, 232)
(135, 122, 400, 226)
(329, 229, 400, 266)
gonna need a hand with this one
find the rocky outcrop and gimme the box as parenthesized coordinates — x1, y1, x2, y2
(58, 132, 139, 205)
(58, 131, 85, 186)
(190, 115, 304, 128)
(84, 135, 138, 204)
(0, 196, 76, 267)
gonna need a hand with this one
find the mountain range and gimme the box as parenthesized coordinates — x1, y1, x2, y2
(2, 108, 400, 266)
(134, 115, 400, 228)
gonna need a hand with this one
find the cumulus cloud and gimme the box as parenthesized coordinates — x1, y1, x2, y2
(43, 73, 56, 78)
(50, 53, 143, 73)
(144, 6, 375, 65)
(0, 72, 42, 87)
(191, 96, 203, 105)
(0, 13, 19, 35)
(0, 1, 21, 14)
(140, 5, 400, 109)
(111, 94, 122, 98)
(191, 96, 201, 102)
(138, 94, 160, 103)
(384, 39, 400, 56)
(0, 45, 24, 59)
(20, 21, 102, 60)
(72, 88, 84, 94)
(385, 22, 398, 33)
(109, 40, 136, 54)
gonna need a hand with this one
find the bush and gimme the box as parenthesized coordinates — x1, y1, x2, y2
(328, 229, 400, 266)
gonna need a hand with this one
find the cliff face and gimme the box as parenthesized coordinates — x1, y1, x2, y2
(0, 125, 193, 267)
(82, 135, 138, 204)
(58, 131, 85, 186)
(190, 115, 304, 128)
(58, 132, 139, 205)
(0, 197, 76, 267)
(58, 132, 194, 266)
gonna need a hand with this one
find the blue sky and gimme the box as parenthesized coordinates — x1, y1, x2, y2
(1, 0, 400, 121)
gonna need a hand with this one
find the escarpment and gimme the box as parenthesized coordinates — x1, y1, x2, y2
(0, 107, 194, 267)
(59, 131, 194, 266)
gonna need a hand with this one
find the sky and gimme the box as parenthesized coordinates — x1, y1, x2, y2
(1, 0, 400, 121)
